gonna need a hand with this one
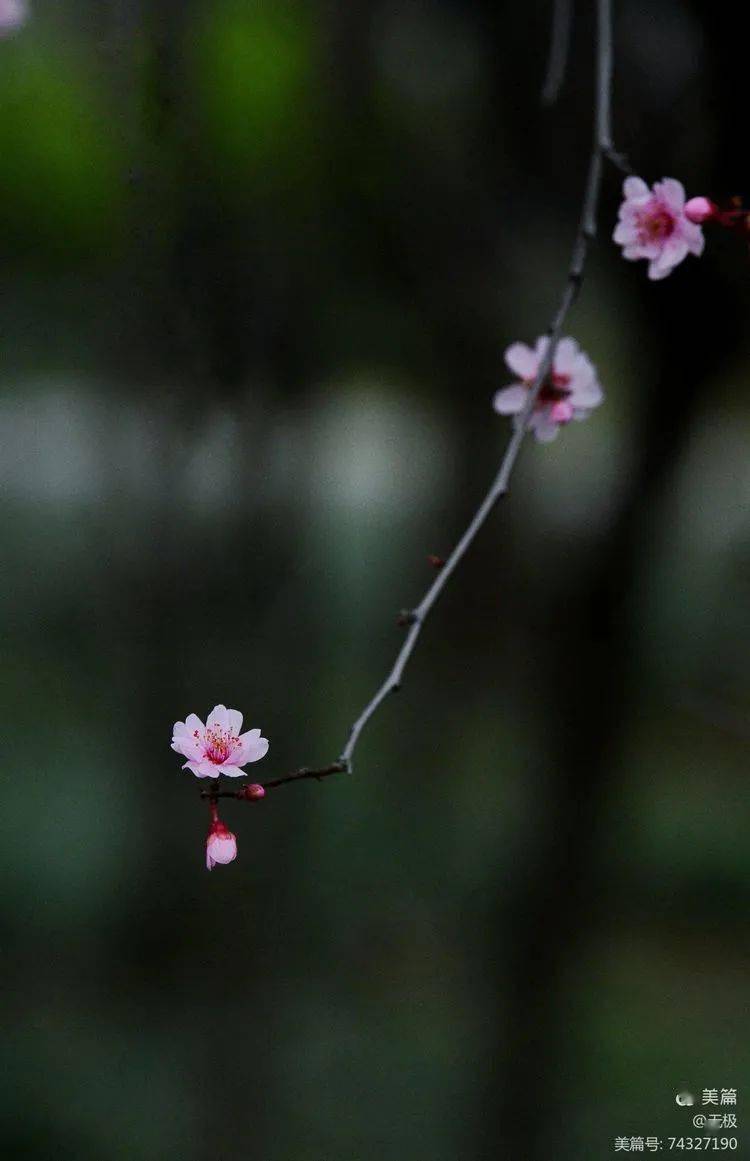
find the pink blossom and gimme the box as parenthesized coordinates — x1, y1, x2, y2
(206, 819, 238, 870)
(492, 336, 603, 443)
(0, 0, 28, 36)
(613, 177, 705, 280)
(172, 704, 269, 778)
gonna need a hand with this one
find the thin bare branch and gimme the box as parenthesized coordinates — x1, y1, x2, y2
(541, 0, 574, 106)
(336, 0, 618, 770)
(201, 0, 620, 801)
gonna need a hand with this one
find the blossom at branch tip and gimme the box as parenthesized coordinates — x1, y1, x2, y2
(206, 819, 238, 870)
(493, 336, 603, 443)
(172, 704, 269, 778)
(0, 0, 28, 37)
(613, 177, 705, 280)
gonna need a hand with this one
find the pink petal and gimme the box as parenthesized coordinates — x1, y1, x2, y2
(171, 736, 203, 760)
(683, 223, 705, 256)
(623, 176, 650, 201)
(533, 417, 560, 443)
(553, 337, 579, 375)
(226, 708, 243, 735)
(638, 238, 662, 260)
(238, 729, 270, 763)
(185, 713, 204, 734)
(665, 236, 690, 265)
(216, 763, 247, 778)
(656, 178, 686, 213)
(184, 761, 219, 778)
(613, 221, 638, 245)
(226, 740, 245, 765)
(569, 354, 595, 393)
(572, 376, 603, 409)
(207, 705, 229, 731)
(504, 342, 537, 379)
(493, 385, 527, 415)
(647, 258, 674, 281)
(648, 235, 689, 280)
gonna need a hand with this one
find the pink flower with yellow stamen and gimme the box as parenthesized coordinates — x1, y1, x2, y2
(613, 176, 705, 280)
(172, 704, 269, 778)
(493, 336, 603, 443)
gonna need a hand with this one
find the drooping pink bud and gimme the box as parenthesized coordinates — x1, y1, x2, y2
(684, 196, 716, 224)
(205, 819, 238, 870)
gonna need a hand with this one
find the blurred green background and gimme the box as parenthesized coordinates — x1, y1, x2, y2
(2, 2, 748, 1158)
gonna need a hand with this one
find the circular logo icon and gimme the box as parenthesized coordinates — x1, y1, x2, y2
(676, 1092, 694, 1107)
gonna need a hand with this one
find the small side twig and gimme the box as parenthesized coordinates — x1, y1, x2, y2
(200, 762, 348, 799)
(604, 145, 632, 175)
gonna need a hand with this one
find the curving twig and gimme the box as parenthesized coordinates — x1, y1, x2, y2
(209, 0, 620, 802)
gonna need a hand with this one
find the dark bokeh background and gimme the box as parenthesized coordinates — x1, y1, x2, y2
(2, 2, 748, 1158)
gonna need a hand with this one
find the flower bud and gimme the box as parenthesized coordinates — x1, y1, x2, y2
(206, 819, 238, 870)
(242, 783, 266, 801)
(684, 196, 716, 224)
(550, 399, 574, 425)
